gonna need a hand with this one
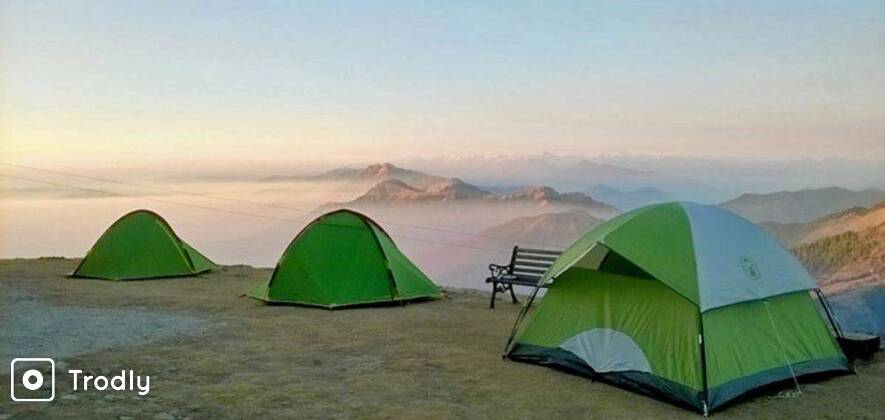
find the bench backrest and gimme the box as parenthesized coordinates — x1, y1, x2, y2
(508, 247, 562, 283)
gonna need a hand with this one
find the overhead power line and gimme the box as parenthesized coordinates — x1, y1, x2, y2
(0, 161, 312, 212)
(0, 173, 517, 254)
(0, 161, 570, 248)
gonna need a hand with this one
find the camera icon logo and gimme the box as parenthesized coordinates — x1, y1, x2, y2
(10, 358, 55, 402)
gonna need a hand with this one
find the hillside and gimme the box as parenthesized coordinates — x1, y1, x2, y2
(793, 202, 885, 246)
(419, 210, 604, 288)
(793, 223, 885, 293)
(477, 209, 605, 247)
(720, 187, 885, 224)
(765, 202, 885, 246)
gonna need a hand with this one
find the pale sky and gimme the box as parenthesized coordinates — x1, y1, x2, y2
(2, 0, 884, 165)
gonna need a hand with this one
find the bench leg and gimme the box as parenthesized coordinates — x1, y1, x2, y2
(489, 282, 498, 309)
(509, 284, 519, 304)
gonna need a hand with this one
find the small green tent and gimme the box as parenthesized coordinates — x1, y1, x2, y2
(251, 209, 441, 308)
(505, 202, 849, 414)
(72, 209, 216, 280)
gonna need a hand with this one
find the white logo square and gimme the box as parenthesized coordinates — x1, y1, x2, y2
(10, 358, 55, 402)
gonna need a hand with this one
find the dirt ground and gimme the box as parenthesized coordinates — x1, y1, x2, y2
(0, 258, 882, 419)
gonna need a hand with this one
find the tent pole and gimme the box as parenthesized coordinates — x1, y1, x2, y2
(698, 309, 710, 416)
(814, 288, 845, 340)
(503, 282, 543, 356)
(504, 243, 606, 356)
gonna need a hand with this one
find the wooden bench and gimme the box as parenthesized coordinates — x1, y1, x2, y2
(486, 246, 562, 308)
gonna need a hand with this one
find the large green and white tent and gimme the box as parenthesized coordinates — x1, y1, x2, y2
(251, 209, 441, 308)
(72, 209, 216, 280)
(505, 202, 849, 413)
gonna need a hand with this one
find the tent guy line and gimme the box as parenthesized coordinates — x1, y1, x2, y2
(0, 172, 532, 254)
(0, 161, 567, 249)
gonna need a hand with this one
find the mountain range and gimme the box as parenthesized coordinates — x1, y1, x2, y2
(344, 179, 619, 214)
(261, 162, 448, 190)
(307, 163, 621, 217)
(394, 155, 722, 202)
(395, 154, 885, 204)
(719, 187, 885, 224)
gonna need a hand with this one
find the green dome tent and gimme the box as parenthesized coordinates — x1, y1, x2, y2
(505, 202, 849, 414)
(251, 209, 441, 308)
(72, 210, 216, 280)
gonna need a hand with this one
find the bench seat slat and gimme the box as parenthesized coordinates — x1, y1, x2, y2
(503, 275, 542, 284)
(507, 280, 541, 286)
(513, 267, 548, 275)
(486, 274, 541, 284)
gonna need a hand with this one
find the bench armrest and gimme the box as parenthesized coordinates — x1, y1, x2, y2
(488, 263, 510, 279)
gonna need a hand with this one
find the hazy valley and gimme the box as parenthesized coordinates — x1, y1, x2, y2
(2, 156, 883, 337)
